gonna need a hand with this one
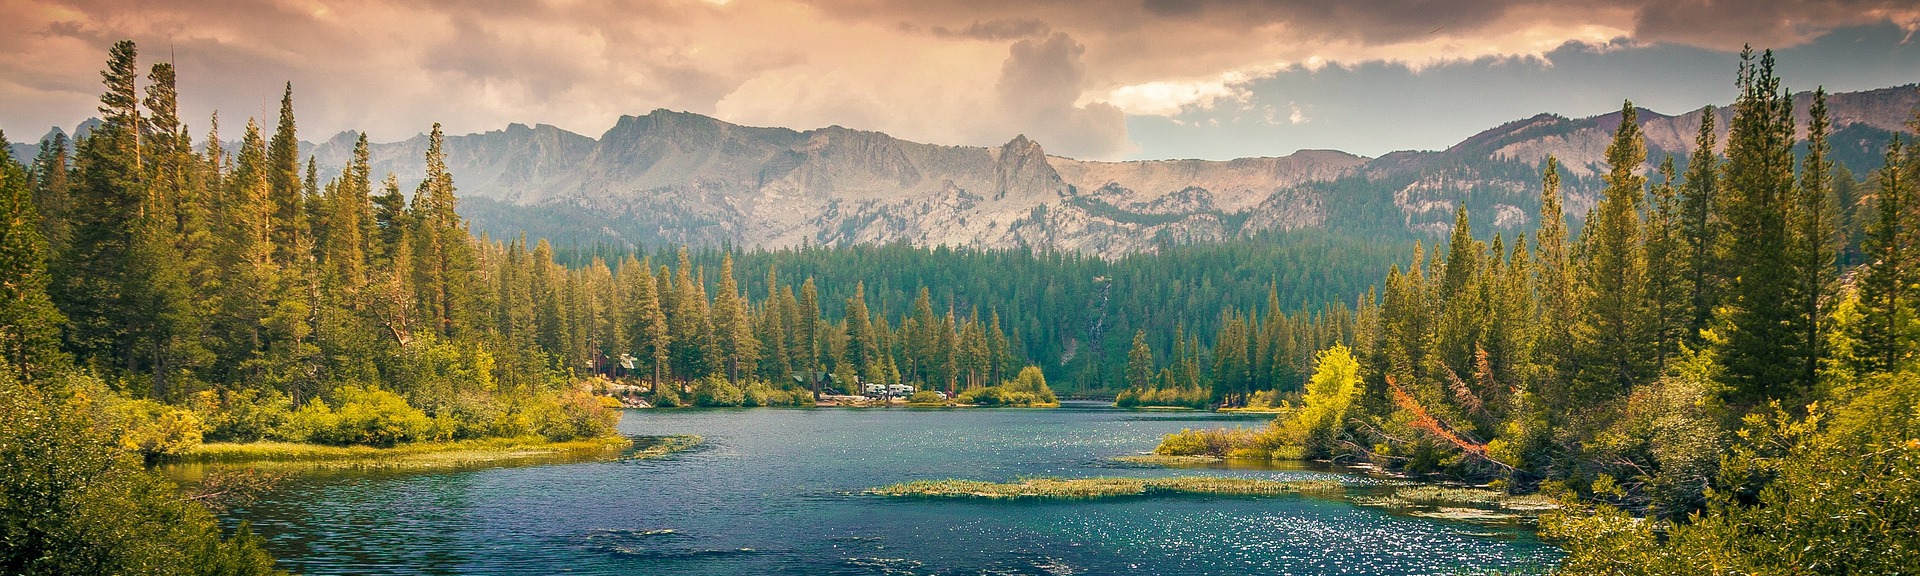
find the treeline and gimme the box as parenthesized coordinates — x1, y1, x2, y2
(1190, 50, 1919, 572)
(539, 232, 1397, 393)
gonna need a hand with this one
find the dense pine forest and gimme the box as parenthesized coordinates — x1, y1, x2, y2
(1147, 50, 1920, 573)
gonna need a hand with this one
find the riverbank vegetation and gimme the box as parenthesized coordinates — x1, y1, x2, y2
(869, 476, 1343, 500)
(1139, 52, 1920, 572)
(951, 366, 1058, 407)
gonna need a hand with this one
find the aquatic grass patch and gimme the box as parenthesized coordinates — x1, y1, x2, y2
(1110, 454, 1225, 467)
(1349, 485, 1563, 523)
(868, 476, 1345, 500)
(177, 434, 700, 472)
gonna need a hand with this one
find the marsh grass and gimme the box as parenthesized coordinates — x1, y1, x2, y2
(1111, 454, 1224, 466)
(1349, 485, 1562, 522)
(869, 476, 1344, 500)
(179, 434, 699, 472)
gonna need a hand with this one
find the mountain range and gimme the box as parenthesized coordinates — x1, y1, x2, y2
(13, 85, 1916, 256)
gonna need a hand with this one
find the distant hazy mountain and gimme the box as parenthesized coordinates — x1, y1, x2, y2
(14, 86, 1915, 255)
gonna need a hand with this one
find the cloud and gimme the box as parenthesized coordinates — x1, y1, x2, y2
(994, 32, 1132, 158)
(931, 18, 1050, 40)
(1, 0, 1913, 162)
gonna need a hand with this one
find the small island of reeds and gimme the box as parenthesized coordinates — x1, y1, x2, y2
(868, 476, 1344, 500)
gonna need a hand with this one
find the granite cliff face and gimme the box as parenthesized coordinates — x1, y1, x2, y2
(14, 85, 1915, 255)
(312, 108, 1375, 255)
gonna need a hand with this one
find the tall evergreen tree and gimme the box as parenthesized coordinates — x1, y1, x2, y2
(266, 83, 305, 262)
(710, 253, 758, 380)
(410, 124, 474, 338)
(1533, 156, 1576, 394)
(1855, 136, 1912, 372)
(1573, 102, 1656, 397)
(1792, 89, 1838, 386)
(54, 40, 154, 377)
(1125, 329, 1154, 391)
(1680, 106, 1723, 342)
(1645, 156, 1689, 369)
(0, 132, 67, 377)
(1718, 49, 1806, 405)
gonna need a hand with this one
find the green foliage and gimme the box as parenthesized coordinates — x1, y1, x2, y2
(1284, 344, 1362, 456)
(534, 390, 620, 441)
(1547, 368, 1920, 575)
(0, 364, 284, 575)
(956, 366, 1057, 407)
(692, 374, 745, 407)
(650, 383, 683, 408)
(283, 386, 433, 447)
(114, 398, 204, 460)
(907, 390, 945, 404)
(1153, 427, 1259, 457)
(191, 388, 291, 443)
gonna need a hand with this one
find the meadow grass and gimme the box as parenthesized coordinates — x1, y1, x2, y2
(869, 476, 1344, 500)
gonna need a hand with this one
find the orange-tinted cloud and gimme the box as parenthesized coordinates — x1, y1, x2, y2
(0, 0, 1912, 160)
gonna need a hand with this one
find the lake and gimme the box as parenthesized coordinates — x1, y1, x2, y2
(213, 401, 1563, 575)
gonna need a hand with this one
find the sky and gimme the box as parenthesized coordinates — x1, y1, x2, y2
(1, 0, 1917, 161)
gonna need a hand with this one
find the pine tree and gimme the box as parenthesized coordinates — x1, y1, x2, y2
(410, 124, 474, 338)
(28, 133, 71, 258)
(1855, 136, 1911, 372)
(54, 40, 153, 377)
(798, 278, 823, 386)
(1645, 156, 1689, 369)
(1718, 49, 1806, 405)
(668, 248, 712, 381)
(1680, 106, 1722, 341)
(1573, 102, 1656, 397)
(844, 282, 878, 385)
(0, 131, 67, 377)
(1791, 89, 1838, 387)
(1534, 156, 1576, 380)
(709, 252, 758, 380)
(1125, 329, 1154, 391)
(266, 83, 305, 263)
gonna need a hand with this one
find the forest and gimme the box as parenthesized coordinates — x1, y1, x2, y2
(1144, 50, 1920, 573)
(2, 39, 1917, 574)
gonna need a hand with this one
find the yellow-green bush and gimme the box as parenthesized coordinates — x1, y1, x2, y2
(692, 375, 745, 407)
(535, 389, 622, 441)
(116, 398, 204, 459)
(281, 385, 433, 447)
(957, 366, 1057, 407)
(191, 388, 292, 443)
(1154, 427, 1259, 457)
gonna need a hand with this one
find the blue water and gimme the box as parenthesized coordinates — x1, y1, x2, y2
(216, 402, 1561, 574)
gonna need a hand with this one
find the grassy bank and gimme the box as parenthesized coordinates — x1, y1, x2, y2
(177, 434, 699, 472)
(869, 476, 1344, 500)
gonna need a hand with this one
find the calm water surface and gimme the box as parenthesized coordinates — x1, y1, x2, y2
(219, 402, 1562, 574)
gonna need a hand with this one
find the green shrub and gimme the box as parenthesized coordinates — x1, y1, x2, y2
(1154, 427, 1259, 457)
(956, 386, 1007, 406)
(907, 390, 944, 404)
(692, 375, 744, 407)
(956, 367, 1056, 407)
(283, 386, 433, 447)
(191, 388, 292, 443)
(1005, 366, 1057, 404)
(536, 390, 622, 441)
(116, 398, 204, 459)
(742, 380, 776, 407)
(651, 384, 683, 407)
